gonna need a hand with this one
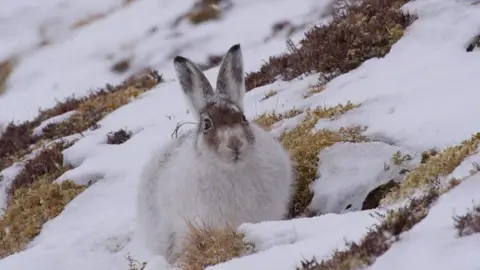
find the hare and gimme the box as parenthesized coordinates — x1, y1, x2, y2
(136, 44, 294, 263)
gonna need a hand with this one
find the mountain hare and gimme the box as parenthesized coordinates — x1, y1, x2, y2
(136, 44, 294, 263)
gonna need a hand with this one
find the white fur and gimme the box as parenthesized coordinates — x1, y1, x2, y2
(136, 44, 294, 263)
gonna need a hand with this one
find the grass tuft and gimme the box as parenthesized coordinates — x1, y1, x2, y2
(420, 148, 438, 164)
(126, 254, 147, 270)
(297, 188, 439, 270)
(0, 179, 85, 258)
(260, 89, 278, 101)
(0, 122, 38, 171)
(111, 59, 131, 74)
(254, 109, 303, 131)
(382, 132, 480, 205)
(303, 85, 325, 99)
(0, 140, 85, 259)
(6, 141, 73, 204)
(107, 129, 133, 145)
(176, 219, 254, 270)
(245, 0, 416, 91)
(187, 0, 224, 25)
(453, 204, 480, 237)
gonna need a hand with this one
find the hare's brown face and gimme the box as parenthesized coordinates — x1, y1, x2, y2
(173, 43, 253, 164)
(199, 101, 255, 163)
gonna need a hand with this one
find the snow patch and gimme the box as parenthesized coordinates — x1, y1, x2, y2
(309, 141, 420, 215)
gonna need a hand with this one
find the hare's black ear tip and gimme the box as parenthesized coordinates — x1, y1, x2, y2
(173, 56, 188, 64)
(229, 44, 241, 52)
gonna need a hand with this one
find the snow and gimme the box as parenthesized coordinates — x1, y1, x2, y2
(208, 211, 381, 270)
(312, 0, 480, 151)
(367, 172, 480, 270)
(0, 0, 480, 269)
(308, 141, 421, 215)
(0, 163, 24, 215)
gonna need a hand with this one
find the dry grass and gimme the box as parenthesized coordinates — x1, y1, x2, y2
(245, 0, 416, 91)
(453, 204, 480, 237)
(298, 188, 439, 270)
(0, 122, 39, 172)
(391, 151, 412, 165)
(72, 13, 108, 29)
(126, 254, 147, 270)
(188, 4, 222, 25)
(260, 89, 278, 101)
(176, 220, 254, 270)
(41, 85, 147, 139)
(0, 69, 162, 173)
(254, 109, 303, 131)
(255, 101, 365, 217)
(304, 85, 326, 99)
(0, 141, 85, 258)
(6, 141, 73, 204)
(0, 59, 14, 95)
(420, 148, 438, 164)
(172, 0, 228, 27)
(0, 179, 85, 258)
(381, 132, 480, 205)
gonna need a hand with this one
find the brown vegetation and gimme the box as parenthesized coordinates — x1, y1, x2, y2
(381, 132, 480, 205)
(256, 101, 365, 217)
(454, 204, 480, 237)
(245, 0, 416, 91)
(107, 128, 133, 145)
(298, 188, 439, 270)
(176, 220, 254, 270)
(0, 69, 162, 173)
(0, 141, 85, 258)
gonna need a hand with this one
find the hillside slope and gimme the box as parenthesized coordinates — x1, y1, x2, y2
(1, 0, 480, 269)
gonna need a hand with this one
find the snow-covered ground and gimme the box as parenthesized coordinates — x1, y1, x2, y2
(1, 0, 480, 269)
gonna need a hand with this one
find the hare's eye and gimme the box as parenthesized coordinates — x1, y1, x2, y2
(202, 118, 213, 132)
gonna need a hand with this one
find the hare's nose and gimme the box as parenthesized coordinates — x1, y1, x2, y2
(227, 137, 243, 150)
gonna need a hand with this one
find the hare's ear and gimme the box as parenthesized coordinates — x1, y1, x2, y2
(174, 56, 214, 116)
(216, 44, 245, 109)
